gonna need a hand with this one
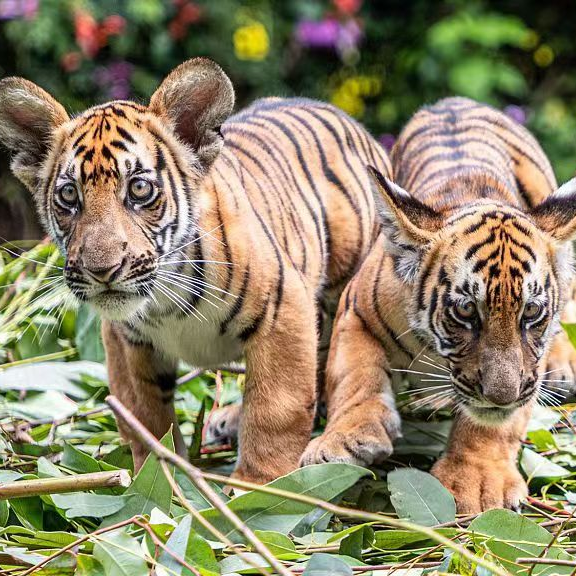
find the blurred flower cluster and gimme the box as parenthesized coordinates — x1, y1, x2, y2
(0, 0, 574, 188)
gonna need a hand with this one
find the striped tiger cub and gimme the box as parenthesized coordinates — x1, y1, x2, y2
(303, 97, 576, 512)
(0, 58, 391, 483)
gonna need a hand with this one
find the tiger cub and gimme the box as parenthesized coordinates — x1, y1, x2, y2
(0, 59, 391, 483)
(302, 97, 576, 512)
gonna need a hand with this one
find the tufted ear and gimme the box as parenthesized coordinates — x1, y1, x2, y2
(369, 166, 444, 281)
(530, 178, 576, 242)
(149, 58, 235, 170)
(0, 77, 69, 190)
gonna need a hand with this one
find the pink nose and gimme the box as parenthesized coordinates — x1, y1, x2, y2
(83, 262, 123, 284)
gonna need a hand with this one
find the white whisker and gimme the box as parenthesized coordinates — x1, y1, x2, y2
(158, 225, 224, 260)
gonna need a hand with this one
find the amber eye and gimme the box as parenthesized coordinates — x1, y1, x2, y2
(129, 178, 154, 203)
(57, 183, 78, 208)
(524, 302, 543, 321)
(455, 300, 477, 320)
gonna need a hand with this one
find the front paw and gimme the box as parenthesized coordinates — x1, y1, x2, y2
(432, 456, 527, 513)
(300, 417, 401, 468)
(205, 404, 241, 445)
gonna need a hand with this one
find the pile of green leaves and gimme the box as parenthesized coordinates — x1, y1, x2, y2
(1, 244, 576, 575)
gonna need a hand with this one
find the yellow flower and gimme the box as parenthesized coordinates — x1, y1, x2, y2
(331, 87, 365, 118)
(533, 44, 554, 68)
(234, 21, 270, 61)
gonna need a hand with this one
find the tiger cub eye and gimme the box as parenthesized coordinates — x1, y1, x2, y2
(455, 300, 476, 319)
(58, 183, 78, 207)
(129, 178, 154, 202)
(523, 301, 543, 320)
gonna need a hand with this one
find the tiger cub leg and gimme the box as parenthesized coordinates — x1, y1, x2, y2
(300, 304, 401, 467)
(232, 283, 318, 483)
(102, 321, 186, 470)
(432, 404, 531, 513)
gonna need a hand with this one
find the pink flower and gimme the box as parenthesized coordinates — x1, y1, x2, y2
(296, 18, 340, 49)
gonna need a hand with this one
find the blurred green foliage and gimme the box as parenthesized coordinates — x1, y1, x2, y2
(0, 0, 575, 238)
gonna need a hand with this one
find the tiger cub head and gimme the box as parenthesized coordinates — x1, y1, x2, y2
(369, 166, 576, 424)
(0, 58, 234, 320)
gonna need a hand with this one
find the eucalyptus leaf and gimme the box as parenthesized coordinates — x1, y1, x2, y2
(521, 448, 571, 480)
(101, 431, 174, 526)
(159, 514, 220, 576)
(302, 553, 353, 575)
(195, 464, 371, 543)
(93, 530, 149, 576)
(51, 493, 130, 519)
(388, 468, 456, 526)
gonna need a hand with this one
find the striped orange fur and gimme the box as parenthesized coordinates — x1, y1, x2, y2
(305, 97, 576, 512)
(0, 59, 391, 482)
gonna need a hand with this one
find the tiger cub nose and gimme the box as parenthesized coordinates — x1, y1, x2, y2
(83, 261, 124, 284)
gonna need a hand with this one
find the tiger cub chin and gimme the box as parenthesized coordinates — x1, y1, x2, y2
(0, 58, 392, 483)
(302, 97, 576, 513)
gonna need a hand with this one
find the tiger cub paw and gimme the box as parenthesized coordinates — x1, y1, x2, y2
(299, 415, 401, 468)
(544, 332, 576, 397)
(432, 456, 528, 514)
(205, 404, 241, 445)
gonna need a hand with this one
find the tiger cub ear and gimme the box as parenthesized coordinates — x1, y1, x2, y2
(149, 58, 235, 170)
(368, 166, 444, 282)
(0, 77, 69, 190)
(530, 178, 576, 242)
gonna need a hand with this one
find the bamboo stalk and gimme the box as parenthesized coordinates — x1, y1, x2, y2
(106, 394, 508, 576)
(0, 470, 131, 499)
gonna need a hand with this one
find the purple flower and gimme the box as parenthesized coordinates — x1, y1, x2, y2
(0, 0, 38, 20)
(337, 19, 362, 54)
(94, 61, 133, 100)
(504, 105, 527, 125)
(296, 18, 339, 49)
(378, 133, 396, 152)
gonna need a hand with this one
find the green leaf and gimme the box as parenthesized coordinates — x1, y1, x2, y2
(527, 405, 562, 432)
(303, 553, 353, 575)
(339, 525, 374, 560)
(562, 322, 576, 349)
(253, 530, 298, 559)
(75, 304, 105, 362)
(527, 429, 557, 451)
(195, 464, 371, 543)
(52, 493, 130, 519)
(61, 443, 101, 473)
(0, 390, 78, 421)
(388, 468, 456, 526)
(175, 468, 228, 510)
(101, 431, 174, 526)
(76, 555, 106, 576)
(159, 514, 220, 576)
(0, 500, 9, 527)
(373, 528, 457, 550)
(93, 530, 149, 576)
(219, 553, 268, 575)
(470, 509, 575, 575)
(521, 448, 571, 481)
(10, 496, 43, 531)
(0, 360, 104, 399)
